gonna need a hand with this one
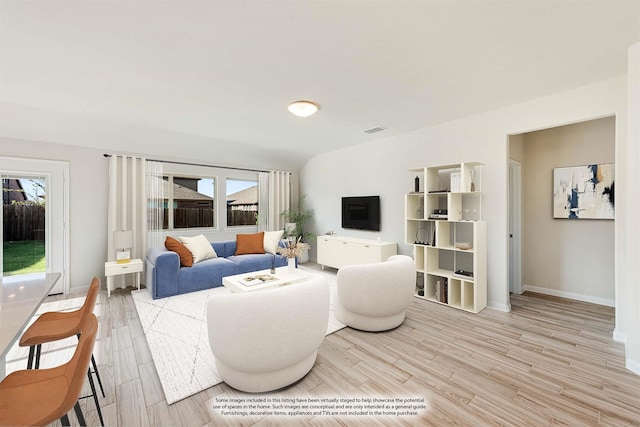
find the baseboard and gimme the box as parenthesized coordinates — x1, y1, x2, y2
(627, 358, 640, 376)
(613, 328, 627, 344)
(487, 301, 511, 312)
(521, 284, 615, 307)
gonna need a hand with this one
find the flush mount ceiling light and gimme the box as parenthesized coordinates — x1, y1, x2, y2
(287, 100, 319, 117)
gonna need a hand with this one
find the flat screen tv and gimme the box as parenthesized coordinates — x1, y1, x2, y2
(342, 196, 380, 231)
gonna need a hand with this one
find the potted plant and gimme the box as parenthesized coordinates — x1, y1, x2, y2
(280, 195, 316, 263)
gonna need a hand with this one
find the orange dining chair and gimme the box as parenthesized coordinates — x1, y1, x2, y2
(19, 276, 105, 425)
(0, 313, 99, 426)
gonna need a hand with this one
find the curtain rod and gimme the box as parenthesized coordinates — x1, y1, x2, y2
(103, 154, 290, 174)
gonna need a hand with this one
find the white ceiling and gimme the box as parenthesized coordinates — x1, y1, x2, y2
(1, 1, 638, 170)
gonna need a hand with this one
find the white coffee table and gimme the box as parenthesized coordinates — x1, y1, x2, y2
(223, 267, 312, 293)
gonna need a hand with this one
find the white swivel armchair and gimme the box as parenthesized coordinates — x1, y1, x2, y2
(207, 274, 329, 392)
(335, 255, 416, 331)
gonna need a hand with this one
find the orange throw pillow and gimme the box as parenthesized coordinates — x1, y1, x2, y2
(165, 236, 193, 267)
(235, 232, 265, 255)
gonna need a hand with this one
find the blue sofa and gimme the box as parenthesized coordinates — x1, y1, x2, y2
(145, 239, 288, 299)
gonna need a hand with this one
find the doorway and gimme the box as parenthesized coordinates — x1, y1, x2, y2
(1, 157, 69, 294)
(508, 160, 522, 295)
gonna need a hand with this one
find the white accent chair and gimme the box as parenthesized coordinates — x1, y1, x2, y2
(335, 255, 416, 331)
(206, 274, 329, 392)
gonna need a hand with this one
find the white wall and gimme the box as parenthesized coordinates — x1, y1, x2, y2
(301, 76, 627, 315)
(622, 42, 640, 375)
(509, 134, 525, 164)
(520, 117, 615, 305)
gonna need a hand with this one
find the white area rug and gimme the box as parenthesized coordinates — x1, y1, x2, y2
(131, 268, 345, 404)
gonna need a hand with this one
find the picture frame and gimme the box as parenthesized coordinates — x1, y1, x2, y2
(553, 164, 615, 219)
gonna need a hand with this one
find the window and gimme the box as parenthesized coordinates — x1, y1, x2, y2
(226, 178, 258, 226)
(2, 177, 46, 276)
(161, 175, 216, 229)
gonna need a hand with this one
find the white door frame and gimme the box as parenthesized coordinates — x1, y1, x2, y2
(509, 159, 523, 296)
(1, 157, 69, 294)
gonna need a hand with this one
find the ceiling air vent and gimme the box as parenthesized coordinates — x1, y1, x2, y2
(362, 126, 387, 134)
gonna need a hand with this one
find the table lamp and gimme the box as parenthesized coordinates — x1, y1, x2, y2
(114, 230, 133, 264)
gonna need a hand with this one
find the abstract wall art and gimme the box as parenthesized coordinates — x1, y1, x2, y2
(553, 164, 615, 219)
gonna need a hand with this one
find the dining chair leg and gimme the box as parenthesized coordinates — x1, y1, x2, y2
(34, 344, 42, 369)
(76, 333, 105, 398)
(61, 413, 71, 426)
(73, 401, 87, 426)
(91, 354, 105, 397)
(26, 345, 35, 369)
(87, 368, 104, 426)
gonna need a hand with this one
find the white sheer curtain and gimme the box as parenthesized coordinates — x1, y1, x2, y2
(146, 160, 164, 250)
(267, 171, 290, 231)
(108, 156, 152, 290)
(257, 172, 269, 232)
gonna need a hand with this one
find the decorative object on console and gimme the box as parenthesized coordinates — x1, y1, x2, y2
(114, 230, 133, 264)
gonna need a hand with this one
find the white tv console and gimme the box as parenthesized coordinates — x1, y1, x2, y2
(316, 235, 397, 270)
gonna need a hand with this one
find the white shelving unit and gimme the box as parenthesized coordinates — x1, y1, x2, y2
(405, 162, 487, 313)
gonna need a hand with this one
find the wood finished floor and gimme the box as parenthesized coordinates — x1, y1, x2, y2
(33, 267, 640, 427)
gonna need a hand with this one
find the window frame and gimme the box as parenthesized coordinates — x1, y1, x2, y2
(163, 173, 218, 231)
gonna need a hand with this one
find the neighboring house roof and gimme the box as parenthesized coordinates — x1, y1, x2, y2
(169, 180, 213, 201)
(227, 185, 257, 206)
(150, 176, 214, 201)
(2, 179, 27, 204)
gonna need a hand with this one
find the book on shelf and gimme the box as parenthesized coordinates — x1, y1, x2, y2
(442, 278, 448, 304)
(436, 278, 448, 304)
(239, 274, 278, 286)
(429, 214, 448, 219)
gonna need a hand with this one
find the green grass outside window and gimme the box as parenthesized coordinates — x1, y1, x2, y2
(3, 241, 46, 275)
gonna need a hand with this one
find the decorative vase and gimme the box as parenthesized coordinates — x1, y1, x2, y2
(298, 247, 309, 264)
(287, 257, 296, 272)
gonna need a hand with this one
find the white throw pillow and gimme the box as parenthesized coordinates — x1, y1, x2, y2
(263, 230, 284, 255)
(179, 234, 217, 263)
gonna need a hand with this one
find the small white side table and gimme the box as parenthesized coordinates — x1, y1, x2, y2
(105, 259, 143, 297)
